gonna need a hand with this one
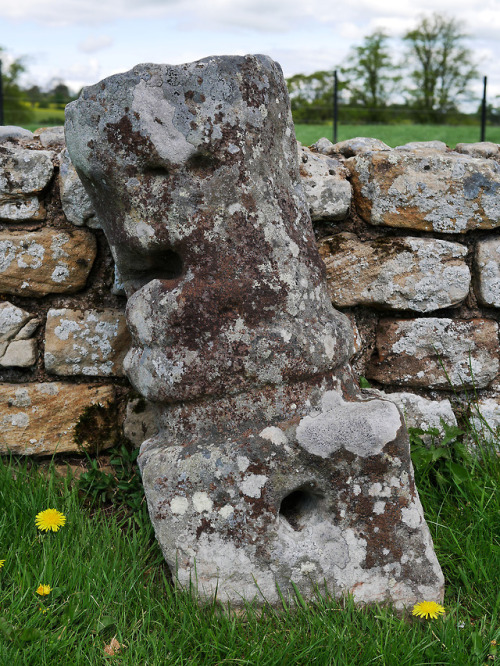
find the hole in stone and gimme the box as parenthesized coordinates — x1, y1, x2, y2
(125, 249, 184, 293)
(279, 486, 321, 531)
(145, 165, 170, 177)
(188, 151, 220, 172)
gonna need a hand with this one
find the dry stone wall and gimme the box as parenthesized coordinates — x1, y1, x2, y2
(0, 124, 499, 456)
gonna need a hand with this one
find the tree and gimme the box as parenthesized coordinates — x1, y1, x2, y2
(0, 48, 34, 125)
(341, 30, 400, 121)
(403, 14, 478, 120)
(47, 80, 74, 108)
(286, 70, 336, 123)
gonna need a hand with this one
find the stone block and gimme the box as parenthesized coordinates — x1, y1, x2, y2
(319, 233, 470, 312)
(395, 141, 448, 152)
(368, 318, 499, 389)
(0, 382, 115, 455)
(367, 389, 457, 445)
(37, 126, 65, 150)
(347, 149, 500, 233)
(475, 238, 500, 307)
(468, 397, 500, 446)
(0, 228, 96, 296)
(0, 301, 39, 364)
(0, 339, 37, 367)
(0, 126, 34, 143)
(455, 142, 499, 160)
(330, 137, 390, 157)
(59, 149, 99, 227)
(0, 145, 54, 221)
(298, 145, 351, 221)
(45, 308, 130, 376)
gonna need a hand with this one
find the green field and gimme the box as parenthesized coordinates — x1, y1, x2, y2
(19, 112, 500, 149)
(294, 123, 500, 149)
(23, 107, 66, 132)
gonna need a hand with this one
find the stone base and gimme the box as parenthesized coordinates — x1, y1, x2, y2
(139, 372, 444, 608)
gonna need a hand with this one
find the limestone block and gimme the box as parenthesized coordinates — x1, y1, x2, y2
(347, 149, 500, 233)
(0, 126, 33, 143)
(0, 145, 54, 221)
(37, 126, 65, 150)
(0, 339, 37, 367)
(367, 389, 457, 444)
(475, 238, 500, 307)
(0, 382, 115, 455)
(395, 141, 448, 152)
(66, 55, 443, 610)
(59, 149, 99, 227)
(468, 397, 500, 445)
(123, 397, 159, 446)
(455, 142, 499, 160)
(298, 145, 351, 221)
(310, 137, 336, 155)
(0, 301, 39, 364)
(368, 318, 499, 389)
(319, 233, 470, 312)
(0, 228, 96, 296)
(331, 137, 390, 157)
(44, 308, 130, 376)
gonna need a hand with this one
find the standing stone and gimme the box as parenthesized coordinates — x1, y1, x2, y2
(44, 308, 130, 376)
(66, 55, 443, 609)
(347, 149, 500, 233)
(368, 318, 499, 389)
(0, 229, 96, 296)
(319, 233, 470, 312)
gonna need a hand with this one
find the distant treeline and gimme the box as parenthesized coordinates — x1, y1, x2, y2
(286, 14, 500, 126)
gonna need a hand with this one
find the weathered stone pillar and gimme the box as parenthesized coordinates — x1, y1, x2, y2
(65, 54, 443, 608)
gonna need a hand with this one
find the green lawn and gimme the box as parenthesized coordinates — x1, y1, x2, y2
(0, 418, 498, 665)
(294, 123, 500, 149)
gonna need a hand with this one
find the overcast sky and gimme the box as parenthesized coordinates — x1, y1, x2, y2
(1, 0, 499, 107)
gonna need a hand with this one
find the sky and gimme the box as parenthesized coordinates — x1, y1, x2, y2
(1, 0, 499, 109)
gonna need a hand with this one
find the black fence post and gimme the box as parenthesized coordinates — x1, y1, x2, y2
(0, 60, 4, 126)
(333, 70, 338, 144)
(480, 75, 487, 142)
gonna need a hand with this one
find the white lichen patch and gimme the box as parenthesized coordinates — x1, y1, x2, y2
(259, 426, 288, 446)
(170, 496, 189, 515)
(192, 492, 213, 513)
(296, 390, 401, 458)
(240, 474, 268, 498)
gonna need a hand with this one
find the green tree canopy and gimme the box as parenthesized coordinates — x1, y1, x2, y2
(0, 48, 34, 125)
(341, 30, 400, 117)
(286, 70, 340, 123)
(403, 13, 478, 118)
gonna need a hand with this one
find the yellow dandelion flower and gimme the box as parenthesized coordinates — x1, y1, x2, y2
(412, 601, 445, 619)
(35, 509, 66, 532)
(0, 559, 5, 568)
(36, 584, 52, 596)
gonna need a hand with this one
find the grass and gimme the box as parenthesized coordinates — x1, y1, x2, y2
(294, 123, 500, 148)
(0, 427, 498, 665)
(22, 107, 66, 133)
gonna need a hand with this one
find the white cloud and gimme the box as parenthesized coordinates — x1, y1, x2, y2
(78, 34, 113, 53)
